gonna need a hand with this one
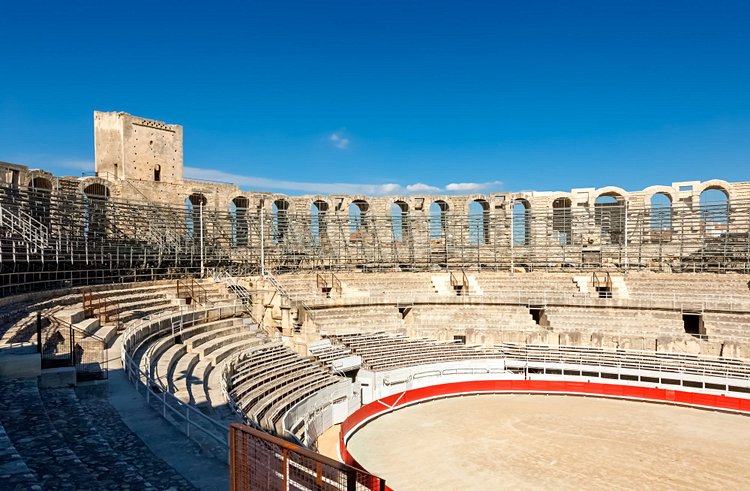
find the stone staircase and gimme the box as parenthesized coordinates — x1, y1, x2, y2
(0, 378, 196, 490)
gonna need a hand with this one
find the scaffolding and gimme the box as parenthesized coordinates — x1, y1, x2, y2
(1, 182, 748, 295)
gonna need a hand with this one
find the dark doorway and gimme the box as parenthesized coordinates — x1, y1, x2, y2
(683, 313, 703, 337)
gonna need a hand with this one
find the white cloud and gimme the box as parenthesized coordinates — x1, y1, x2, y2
(184, 167, 501, 196)
(7, 154, 95, 173)
(185, 166, 400, 196)
(445, 180, 502, 193)
(406, 182, 441, 193)
(329, 132, 350, 150)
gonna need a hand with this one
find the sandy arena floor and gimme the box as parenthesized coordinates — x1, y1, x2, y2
(345, 394, 750, 490)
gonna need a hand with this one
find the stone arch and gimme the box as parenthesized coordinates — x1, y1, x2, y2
(649, 192, 672, 233)
(349, 199, 369, 233)
(695, 179, 733, 201)
(185, 192, 207, 242)
(230, 196, 250, 246)
(512, 198, 531, 245)
(642, 185, 676, 207)
(391, 200, 409, 241)
(469, 199, 490, 245)
(594, 190, 626, 245)
(552, 196, 572, 245)
(310, 199, 330, 243)
(592, 186, 629, 204)
(83, 182, 110, 240)
(699, 184, 730, 235)
(273, 198, 290, 243)
(429, 200, 449, 239)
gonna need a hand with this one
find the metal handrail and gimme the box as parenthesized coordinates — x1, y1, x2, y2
(0, 201, 49, 250)
(120, 303, 247, 451)
(177, 277, 208, 306)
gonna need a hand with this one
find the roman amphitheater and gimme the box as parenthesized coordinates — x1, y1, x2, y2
(1, 111, 750, 490)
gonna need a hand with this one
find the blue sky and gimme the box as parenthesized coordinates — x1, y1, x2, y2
(1, 1, 748, 195)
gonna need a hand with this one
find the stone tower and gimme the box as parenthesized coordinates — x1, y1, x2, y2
(94, 111, 184, 183)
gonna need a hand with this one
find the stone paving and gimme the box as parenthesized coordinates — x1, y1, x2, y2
(0, 378, 199, 490)
(0, 420, 40, 490)
(76, 390, 198, 491)
(0, 378, 99, 490)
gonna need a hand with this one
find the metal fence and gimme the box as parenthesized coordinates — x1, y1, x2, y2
(120, 304, 246, 457)
(38, 313, 108, 381)
(229, 423, 387, 491)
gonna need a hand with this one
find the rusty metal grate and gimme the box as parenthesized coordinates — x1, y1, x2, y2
(229, 423, 386, 491)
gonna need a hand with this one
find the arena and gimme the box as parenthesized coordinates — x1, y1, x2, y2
(346, 394, 750, 490)
(1, 112, 750, 490)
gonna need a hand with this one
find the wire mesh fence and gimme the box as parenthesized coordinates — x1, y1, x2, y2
(229, 423, 386, 491)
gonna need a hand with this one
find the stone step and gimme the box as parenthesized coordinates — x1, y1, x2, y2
(56, 307, 86, 324)
(75, 317, 100, 334)
(171, 352, 200, 404)
(154, 343, 187, 390)
(91, 325, 118, 347)
(0, 378, 100, 490)
(39, 387, 151, 489)
(0, 420, 40, 490)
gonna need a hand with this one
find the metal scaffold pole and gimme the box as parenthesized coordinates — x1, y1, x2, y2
(200, 201, 205, 277)
(260, 199, 265, 276)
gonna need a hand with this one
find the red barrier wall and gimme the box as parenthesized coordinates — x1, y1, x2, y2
(339, 379, 750, 489)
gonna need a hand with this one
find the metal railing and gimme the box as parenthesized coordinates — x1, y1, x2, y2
(176, 277, 208, 306)
(229, 423, 386, 491)
(264, 270, 316, 323)
(82, 289, 121, 328)
(0, 201, 49, 251)
(120, 304, 247, 454)
(449, 270, 469, 294)
(39, 313, 108, 381)
(498, 343, 750, 385)
(121, 343, 229, 451)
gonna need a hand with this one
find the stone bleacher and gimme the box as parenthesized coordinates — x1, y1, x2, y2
(0, 279, 235, 349)
(327, 332, 498, 371)
(224, 343, 346, 438)
(129, 312, 263, 420)
(474, 272, 580, 296)
(312, 305, 404, 334)
(543, 306, 686, 337)
(410, 304, 541, 331)
(624, 272, 750, 302)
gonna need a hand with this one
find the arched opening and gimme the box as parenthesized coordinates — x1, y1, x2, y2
(231, 196, 249, 247)
(83, 183, 110, 240)
(154, 164, 161, 182)
(349, 200, 369, 234)
(512, 199, 530, 245)
(28, 177, 52, 227)
(311, 200, 328, 245)
(186, 193, 207, 241)
(594, 193, 626, 245)
(391, 201, 409, 241)
(430, 201, 449, 240)
(273, 199, 290, 243)
(469, 199, 489, 245)
(649, 193, 672, 241)
(552, 197, 572, 245)
(699, 188, 729, 237)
